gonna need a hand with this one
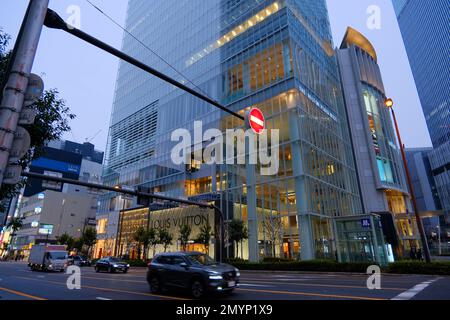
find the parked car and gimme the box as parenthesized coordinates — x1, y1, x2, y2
(95, 257, 129, 273)
(68, 255, 91, 267)
(147, 252, 240, 299)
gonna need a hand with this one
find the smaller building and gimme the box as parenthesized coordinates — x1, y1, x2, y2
(337, 27, 420, 259)
(95, 206, 215, 260)
(10, 190, 98, 257)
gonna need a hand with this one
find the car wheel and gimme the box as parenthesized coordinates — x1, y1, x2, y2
(108, 266, 114, 273)
(95, 266, 100, 273)
(123, 269, 128, 274)
(149, 277, 162, 293)
(191, 279, 205, 299)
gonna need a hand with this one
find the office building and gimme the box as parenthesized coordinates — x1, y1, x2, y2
(9, 190, 97, 256)
(393, 0, 450, 221)
(97, 0, 387, 263)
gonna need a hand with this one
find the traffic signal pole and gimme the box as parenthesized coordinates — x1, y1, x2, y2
(22, 171, 225, 262)
(0, 0, 49, 185)
(43, 9, 245, 122)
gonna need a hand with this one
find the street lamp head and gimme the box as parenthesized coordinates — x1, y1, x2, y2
(385, 98, 394, 108)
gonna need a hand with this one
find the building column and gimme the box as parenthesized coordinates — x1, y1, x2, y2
(246, 137, 259, 262)
(288, 97, 314, 260)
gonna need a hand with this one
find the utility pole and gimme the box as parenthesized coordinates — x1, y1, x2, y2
(384, 98, 431, 263)
(0, 0, 49, 185)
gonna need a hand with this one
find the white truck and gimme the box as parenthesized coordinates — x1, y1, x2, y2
(28, 244, 68, 272)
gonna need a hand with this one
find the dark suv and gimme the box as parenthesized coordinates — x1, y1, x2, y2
(147, 252, 240, 298)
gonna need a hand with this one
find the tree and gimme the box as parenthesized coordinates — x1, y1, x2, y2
(133, 226, 154, 260)
(133, 226, 145, 260)
(0, 29, 75, 210)
(228, 220, 248, 259)
(262, 215, 284, 257)
(158, 228, 173, 253)
(148, 228, 158, 258)
(7, 217, 23, 234)
(195, 223, 212, 254)
(73, 237, 84, 253)
(5, 217, 23, 253)
(56, 233, 75, 250)
(178, 224, 192, 252)
(81, 227, 97, 257)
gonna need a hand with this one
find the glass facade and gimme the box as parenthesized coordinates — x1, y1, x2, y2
(99, 0, 370, 262)
(393, 0, 449, 149)
(393, 0, 450, 220)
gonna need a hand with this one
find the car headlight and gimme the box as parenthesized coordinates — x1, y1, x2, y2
(235, 268, 240, 277)
(127, 264, 130, 267)
(49, 264, 53, 268)
(113, 264, 119, 268)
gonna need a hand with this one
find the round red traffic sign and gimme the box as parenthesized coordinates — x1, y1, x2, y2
(247, 108, 265, 135)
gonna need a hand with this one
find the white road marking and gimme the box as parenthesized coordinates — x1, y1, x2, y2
(96, 297, 112, 300)
(240, 283, 273, 288)
(391, 278, 440, 300)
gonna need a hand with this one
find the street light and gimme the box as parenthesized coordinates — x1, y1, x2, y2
(384, 98, 431, 263)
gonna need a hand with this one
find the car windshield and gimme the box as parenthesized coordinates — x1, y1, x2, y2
(108, 258, 121, 262)
(49, 252, 67, 260)
(186, 254, 216, 266)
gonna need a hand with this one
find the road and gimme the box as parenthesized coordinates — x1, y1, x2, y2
(0, 262, 449, 301)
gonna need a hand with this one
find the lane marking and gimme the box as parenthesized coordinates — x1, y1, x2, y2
(237, 288, 387, 300)
(81, 275, 146, 283)
(0, 287, 47, 300)
(96, 297, 112, 300)
(240, 278, 407, 291)
(240, 283, 273, 288)
(15, 276, 190, 301)
(391, 278, 440, 300)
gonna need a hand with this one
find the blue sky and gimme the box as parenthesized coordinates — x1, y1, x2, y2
(0, 0, 432, 151)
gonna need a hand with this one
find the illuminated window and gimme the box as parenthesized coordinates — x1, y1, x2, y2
(96, 218, 108, 234)
(186, 2, 283, 67)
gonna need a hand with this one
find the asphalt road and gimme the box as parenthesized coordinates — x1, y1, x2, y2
(0, 262, 449, 301)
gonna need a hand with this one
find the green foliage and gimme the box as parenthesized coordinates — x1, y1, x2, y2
(133, 226, 156, 260)
(386, 261, 450, 275)
(0, 29, 75, 209)
(228, 219, 248, 258)
(178, 224, 192, 252)
(195, 224, 212, 253)
(56, 233, 75, 249)
(148, 228, 159, 257)
(262, 257, 295, 263)
(230, 260, 376, 273)
(158, 228, 173, 252)
(81, 227, 97, 256)
(7, 217, 23, 233)
(226, 259, 450, 275)
(228, 220, 248, 244)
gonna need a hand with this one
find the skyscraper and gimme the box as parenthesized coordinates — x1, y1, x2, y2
(97, 0, 386, 263)
(393, 0, 450, 220)
(393, 0, 449, 149)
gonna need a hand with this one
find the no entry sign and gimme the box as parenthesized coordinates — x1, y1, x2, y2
(246, 107, 265, 134)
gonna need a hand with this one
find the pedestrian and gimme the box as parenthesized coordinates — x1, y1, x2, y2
(417, 248, 423, 261)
